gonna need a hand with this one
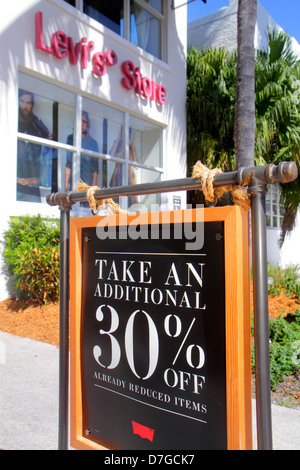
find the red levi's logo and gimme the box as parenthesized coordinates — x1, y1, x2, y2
(132, 421, 154, 442)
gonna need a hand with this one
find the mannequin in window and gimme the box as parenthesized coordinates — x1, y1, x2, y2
(17, 89, 52, 201)
(110, 128, 138, 206)
(65, 111, 99, 191)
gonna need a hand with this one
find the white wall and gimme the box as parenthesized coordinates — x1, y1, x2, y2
(188, 0, 300, 55)
(267, 212, 300, 269)
(188, 0, 238, 52)
(0, 0, 187, 300)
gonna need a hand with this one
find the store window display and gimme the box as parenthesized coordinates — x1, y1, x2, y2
(65, 112, 99, 191)
(17, 90, 54, 202)
(16, 72, 163, 209)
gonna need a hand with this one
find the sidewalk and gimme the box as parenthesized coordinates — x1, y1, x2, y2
(0, 330, 299, 450)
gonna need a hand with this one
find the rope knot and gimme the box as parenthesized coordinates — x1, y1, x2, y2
(76, 181, 128, 214)
(192, 161, 250, 211)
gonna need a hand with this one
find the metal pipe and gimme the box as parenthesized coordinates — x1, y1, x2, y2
(47, 161, 298, 208)
(250, 188, 273, 450)
(58, 206, 71, 450)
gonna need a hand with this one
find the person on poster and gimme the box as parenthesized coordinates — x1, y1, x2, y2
(65, 111, 99, 191)
(17, 89, 53, 201)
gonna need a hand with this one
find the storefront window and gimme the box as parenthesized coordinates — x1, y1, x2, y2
(17, 75, 75, 202)
(126, 117, 162, 208)
(64, 0, 164, 60)
(82, 97, 124, 157)
(17, 72, 163, 209)
(129, 166, 162, 207)
(18, 74, 75, 145)
(64, 97, 125, 194)
(129, 116, 162, 167)
(143, 0, 163, 14)
(83, 0, 124, 36)
(266, 185, 284, 229)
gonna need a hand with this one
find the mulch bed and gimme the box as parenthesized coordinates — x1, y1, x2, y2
(252, 373, 300, 409)
(0, 298, 59, 346)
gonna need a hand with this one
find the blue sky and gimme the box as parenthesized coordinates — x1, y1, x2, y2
(188, 0, 300, 44)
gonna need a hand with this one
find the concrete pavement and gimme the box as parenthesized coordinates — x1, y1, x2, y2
(0, 330, 299, 450)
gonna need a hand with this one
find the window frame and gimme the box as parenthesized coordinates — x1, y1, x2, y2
(266, 184, 284, 229)
(17, 71, 164, 208)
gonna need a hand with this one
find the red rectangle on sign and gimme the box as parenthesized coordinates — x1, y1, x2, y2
(132, 421, 154, 442)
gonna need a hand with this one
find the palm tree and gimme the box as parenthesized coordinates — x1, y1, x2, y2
(187, 26, 300, 240)
(187, 0, 258, 176)
(255, 29, 300, 165)
(255, 29, 300, 244)
(186, 47, 236, 174)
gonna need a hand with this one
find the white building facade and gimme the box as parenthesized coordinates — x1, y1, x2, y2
(0, 0, 188, 300)
(188, 0, 300, 268)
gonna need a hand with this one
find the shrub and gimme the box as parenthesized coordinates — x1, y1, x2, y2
(2, 214, 60, 304)
(268, 311, 300, 388)
(251, 311, 300, 390)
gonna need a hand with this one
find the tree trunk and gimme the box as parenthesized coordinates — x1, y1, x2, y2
(235, 0, 257, 169)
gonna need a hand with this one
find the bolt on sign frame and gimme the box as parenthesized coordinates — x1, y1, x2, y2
(69, 206, 252, 450)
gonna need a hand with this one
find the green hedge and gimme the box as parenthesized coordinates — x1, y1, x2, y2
(251, 311, 300, 390)
(2, 215, 60, 304)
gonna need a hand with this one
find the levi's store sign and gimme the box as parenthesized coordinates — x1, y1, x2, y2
(121, 61, 166, 105)
(35, 12, 167, 106)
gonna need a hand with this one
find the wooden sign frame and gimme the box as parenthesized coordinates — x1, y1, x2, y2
(69, 206, 252, 450)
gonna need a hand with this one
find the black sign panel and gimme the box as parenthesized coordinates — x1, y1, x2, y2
(80, 222, 226, 450)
